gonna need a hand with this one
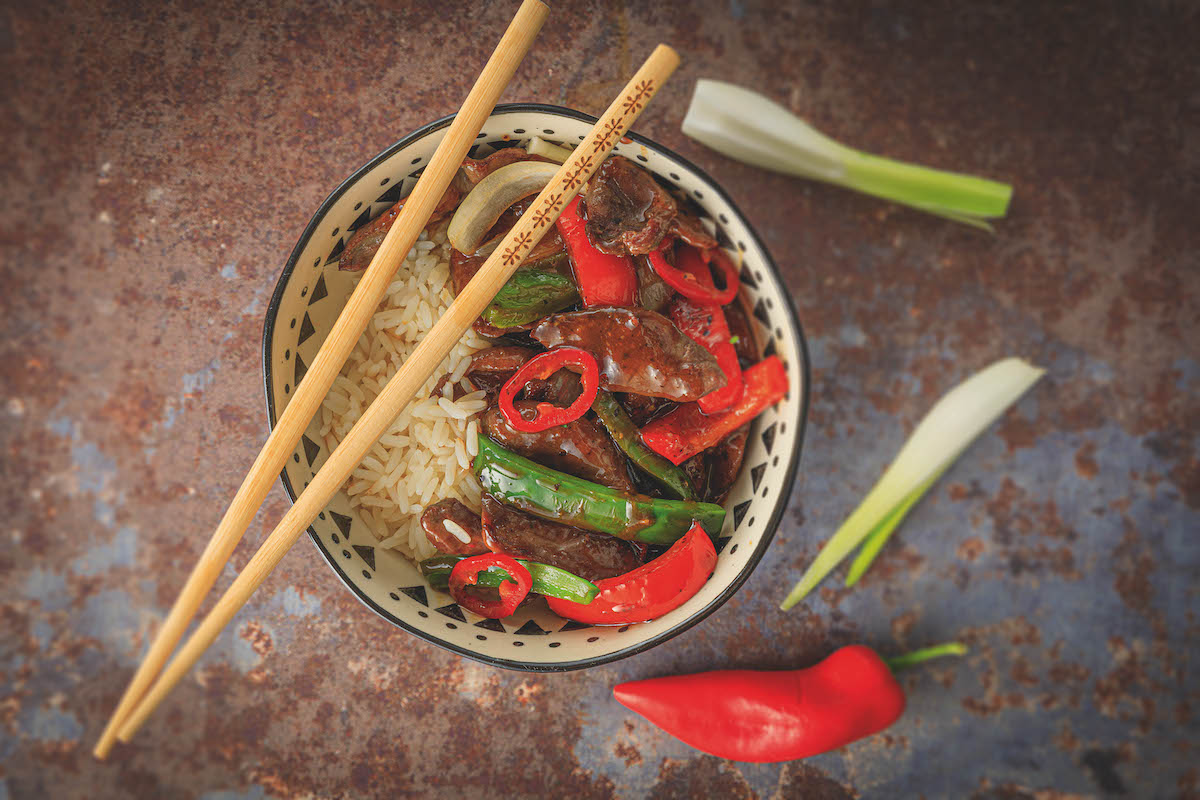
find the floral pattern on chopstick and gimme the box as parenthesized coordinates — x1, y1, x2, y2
(623, 79, 654, 114)
(563, 155, 595, 190)
(501, 77, 659, 264)
(501, 229, 534, 267)
(530, 192, 564, 230)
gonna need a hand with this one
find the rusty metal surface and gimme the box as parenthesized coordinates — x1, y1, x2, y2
(1, 0, 1197, 797)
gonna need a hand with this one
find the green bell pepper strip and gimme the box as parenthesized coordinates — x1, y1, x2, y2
(591, 390, 696, 501)
(481, 267, 580, 329)
(420, 554, 599, 604)
(474, 436, 725, 545)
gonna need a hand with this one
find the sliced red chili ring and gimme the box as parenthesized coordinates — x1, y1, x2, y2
(498, 346, 599, 433)
(648, 244, 740, 305)
(448, 553, 532, 619)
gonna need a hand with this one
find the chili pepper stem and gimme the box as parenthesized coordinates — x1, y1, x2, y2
(884, 642, 968, 671)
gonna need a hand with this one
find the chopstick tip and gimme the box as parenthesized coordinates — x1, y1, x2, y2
(93, 738, 115, 761)
(519, 0, 550, 20)
(651, 43, 682, 70)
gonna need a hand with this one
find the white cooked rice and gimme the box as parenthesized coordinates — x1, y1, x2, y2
(320, 223, 490, 562)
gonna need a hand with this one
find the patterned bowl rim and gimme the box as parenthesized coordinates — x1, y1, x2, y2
(262, 103, 811, 671)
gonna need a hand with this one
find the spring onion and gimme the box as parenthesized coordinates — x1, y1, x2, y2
(447, 161, 560, 253)
(844, 464, 947, 586)
(682, 80, 1013, 230)
(526, 135, 573, 164)
(781, 357, 1045, 610)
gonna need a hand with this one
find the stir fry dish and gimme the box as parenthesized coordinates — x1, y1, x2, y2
(332, 141, 787, 624)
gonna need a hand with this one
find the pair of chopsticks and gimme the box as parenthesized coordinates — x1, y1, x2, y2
(94, 0, 680, 757)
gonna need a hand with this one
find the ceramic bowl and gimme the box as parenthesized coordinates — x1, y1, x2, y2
(263, 105, 810, 671)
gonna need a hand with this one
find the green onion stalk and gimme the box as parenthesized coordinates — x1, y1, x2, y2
(682, 80, 1012, 230)
(781, 357, 1044, 609)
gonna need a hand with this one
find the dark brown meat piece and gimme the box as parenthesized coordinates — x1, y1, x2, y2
(679, 424, 751, 504)
(463, 347, 583, 407)
(583, 156, 677, 256)
(482, 496, 642, 582)
(420, 499, 487, 555)
(633, 254, 673, 313)
(680, 453, 709, 499)
(670, 206, 719, 251)
(492, 197, 567, 263)
(617, 392, 670, 428)
(482, 402, 634, 492)
(704, 424, 750, 504)
(723, 297, 759, 369)
(337, 186, 462, 272)
(531, 368, 582, 408)
(463, 346, 538, 394)
(532, 307, 725, 402)
(450, 247, 482, 295)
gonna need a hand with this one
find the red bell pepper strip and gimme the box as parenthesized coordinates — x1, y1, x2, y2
(498, 346, 599, 433)
(613, 642, 966, 763)
(647, 245, 739, 306)
(641, 356, 788, 465)
(448, 553, 532, 619)
(545, 521, 716, 624)
(556, 196, 637, 307)
(668, 246, 744, 414)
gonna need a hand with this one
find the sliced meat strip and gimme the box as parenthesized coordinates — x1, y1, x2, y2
(482, 402, 635, 492)
(633, 253, 673, 313)
(481, 495, 642, 582)
(532, 307, 725, 402)
(678, 423, 751, 505)
(723, 297, 759, 369)
(670, 206, 719, 251)
(703, 423, 750, 504)
(463, 346, 538, 394)
(582, 156, 677, 256)
(421, 498, 487, 556)
(616, 392, 671, 428)
(462, 347, 583, 407)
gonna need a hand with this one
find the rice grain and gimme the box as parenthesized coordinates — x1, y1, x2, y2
(318, 227, 485, 562)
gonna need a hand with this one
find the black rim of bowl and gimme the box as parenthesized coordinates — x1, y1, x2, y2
(263, 103, 812, 672)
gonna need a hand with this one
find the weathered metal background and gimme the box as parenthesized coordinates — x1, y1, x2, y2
(1, 0, 1196, 797)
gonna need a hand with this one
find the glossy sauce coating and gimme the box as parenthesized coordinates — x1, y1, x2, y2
(481, 495, 643, 582)
(532, 307, 725, 402)
(482, 402, 635, 493)
(420, 498, 487, 556)
(583, 156, 677, 256)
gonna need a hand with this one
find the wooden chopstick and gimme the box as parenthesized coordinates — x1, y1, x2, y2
(92, 0, 549, 760)
(114, 43, 681, 743)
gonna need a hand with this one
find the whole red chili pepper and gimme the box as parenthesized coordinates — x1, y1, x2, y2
(641, 356, 788, 465)
(448, 553, 532, 619)
(498, 346, 599, 433)
(668, 245, 744, 414)
(556, 196, 638, 307)
(545, 521, 716, 625)
(613, 643, 966, 763)
(647, 244, 739, 305)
